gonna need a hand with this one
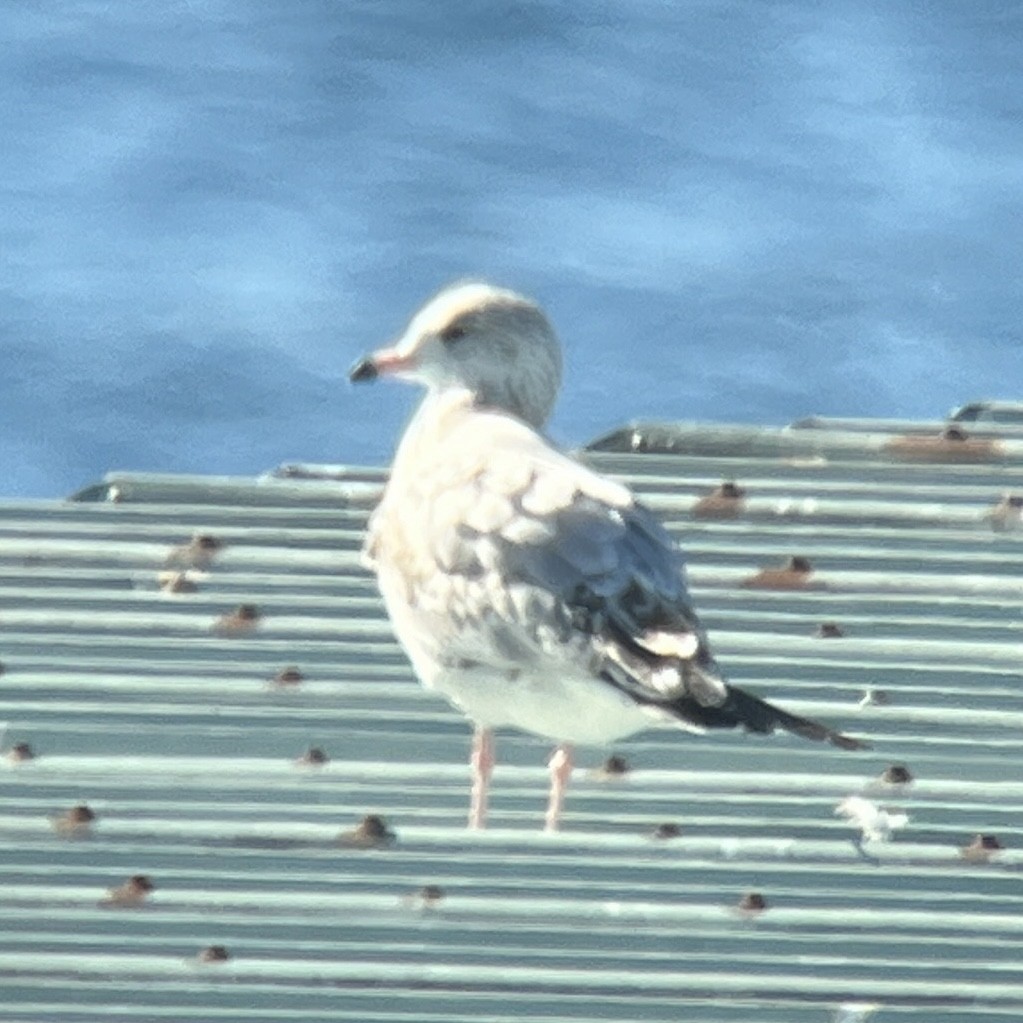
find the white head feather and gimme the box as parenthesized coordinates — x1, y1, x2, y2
(355, 281, 564, 429)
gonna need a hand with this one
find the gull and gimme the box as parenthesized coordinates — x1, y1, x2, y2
(350, 281, 867, 830)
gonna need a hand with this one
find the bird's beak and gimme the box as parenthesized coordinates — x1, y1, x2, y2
(348, 347, 416, 384)
(348, 356, 378, 383)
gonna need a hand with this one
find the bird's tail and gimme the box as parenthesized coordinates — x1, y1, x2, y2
(659, 679, 868, 751)
(597, 622, 867, 751)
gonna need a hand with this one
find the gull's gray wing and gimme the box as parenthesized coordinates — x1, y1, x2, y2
(368, 405, 865, 750)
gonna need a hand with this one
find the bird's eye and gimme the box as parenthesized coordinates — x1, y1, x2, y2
(440, 322, 468, 344)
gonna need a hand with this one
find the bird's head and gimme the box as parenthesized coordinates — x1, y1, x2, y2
(350, 281, 563, 427)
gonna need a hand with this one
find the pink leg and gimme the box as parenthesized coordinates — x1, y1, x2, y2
(544, 744, 574, 832)
(469, 726, 495, 829)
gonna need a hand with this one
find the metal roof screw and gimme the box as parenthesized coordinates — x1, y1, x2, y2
(736, 891, 768, 916)
(7, 741, 35, 764)
(212, 604, 262, 635)
(990, 492, 1023, 531)
(51, 803, 97, 838)
(338, 814, 396, 849)
(159, 571, 199, 594)
(693, 480, 747, 519)
(166, 533, 225, 570)
(295, 746, 330, 767)
(651, 823, 682, 840)
(419, 884, 445, 906)
(960, 833, 1004, 863)
(880, 764, 913, 785)
(198, 945, 231, 963)
(99, 874, 155, 908)
(742, 555, 815, 589)
(816, 622, 845, 638)
(272, 666, 304, 687)
(596, 753, 630, 778)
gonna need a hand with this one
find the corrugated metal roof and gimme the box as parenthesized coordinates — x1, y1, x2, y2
(2, 418, 1022, 1022)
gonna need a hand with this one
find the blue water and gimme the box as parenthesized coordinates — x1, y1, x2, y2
(3, 1, 1022, 497)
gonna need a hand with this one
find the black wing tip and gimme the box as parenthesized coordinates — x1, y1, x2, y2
(613, 674, 871, 752)
(697, 685, 871, 752)
(788, 718, 870, 751)
(830, 731, 871, 752)
(777, 720, 867, 752)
